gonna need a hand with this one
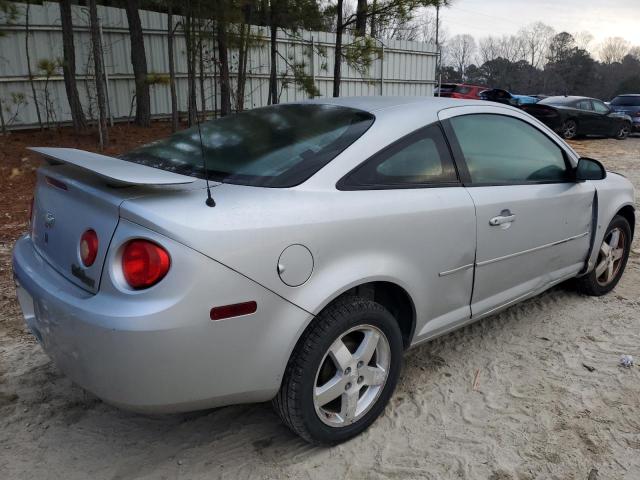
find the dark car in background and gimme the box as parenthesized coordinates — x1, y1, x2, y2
(435, 83, 485, 99)
(610, 94, 640, 132)
(521, 96, 632, 140)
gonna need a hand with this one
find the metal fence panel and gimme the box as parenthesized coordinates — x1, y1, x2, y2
(0, 1, 437, 129)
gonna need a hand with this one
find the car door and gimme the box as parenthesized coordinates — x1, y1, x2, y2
(575, 99, 599, 134)
(338, 123, 477, 340)
(439, 107, 595, 318)
(591, 100, 616, 135)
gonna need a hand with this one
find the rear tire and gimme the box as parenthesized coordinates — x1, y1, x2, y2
(273, 296, 403, 445)
(561, 119, 578, 140)
(576, 215, 631, 296)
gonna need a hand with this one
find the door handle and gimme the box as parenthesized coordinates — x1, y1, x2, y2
(489, 210, 516, 226)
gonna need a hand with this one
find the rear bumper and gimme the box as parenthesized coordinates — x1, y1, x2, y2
(12, 226, 313, 413)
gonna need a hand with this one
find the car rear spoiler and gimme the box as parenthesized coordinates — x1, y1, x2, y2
(28, 147, 196, 186)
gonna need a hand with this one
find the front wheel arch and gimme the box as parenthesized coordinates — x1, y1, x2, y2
(617, 204, 636, 237)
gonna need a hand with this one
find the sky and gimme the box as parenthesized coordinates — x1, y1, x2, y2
(441, 0, 640, 48)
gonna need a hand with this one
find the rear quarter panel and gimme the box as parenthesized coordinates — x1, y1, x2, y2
(120, 184, 477, 347)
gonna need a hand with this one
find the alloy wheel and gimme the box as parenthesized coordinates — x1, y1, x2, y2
(617, 125, 630, 139)
(595, 227, 626, 286)
(313, 324, 391, 427)
(562, 120, 577, 139)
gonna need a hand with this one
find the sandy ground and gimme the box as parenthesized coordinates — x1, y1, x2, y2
(0, 136, 639, 480)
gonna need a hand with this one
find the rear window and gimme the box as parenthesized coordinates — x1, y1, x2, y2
(611, 96, 640, 107)
(120, 104, 374, 187)
(539, 96, 576, 106)
(436, 84, 456, 94)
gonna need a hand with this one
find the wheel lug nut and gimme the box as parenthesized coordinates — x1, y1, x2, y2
(344, 367, 351, 375)
(345, 382, 352, 390)
(357, 361, 363, 368)
(357, 376, 364, 384)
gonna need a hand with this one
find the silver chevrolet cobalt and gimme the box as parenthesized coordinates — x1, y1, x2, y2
(13, 97, 635, 444)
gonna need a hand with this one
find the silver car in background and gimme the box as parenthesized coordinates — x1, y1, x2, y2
(13, 97, 635, 444)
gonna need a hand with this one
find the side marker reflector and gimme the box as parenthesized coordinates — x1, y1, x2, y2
(210, 301, 257, 321)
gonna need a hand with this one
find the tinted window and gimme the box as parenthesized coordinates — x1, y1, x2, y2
(120, 104, 374, 187)
(592, 100, 609, 114)
(611, 96, 640, 107)
(436, 84, 456, 94)
(455, 86, 472, 94)
(340, 124, 457, 188)
(449, 114, 569, 184)
(576, 100, 593, 111)
(539, 96, 575, 106)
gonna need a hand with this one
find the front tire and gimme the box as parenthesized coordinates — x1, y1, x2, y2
(273, 296, 403, 445)
(614, 122, 631, 140)
(576, 215, 632, 296)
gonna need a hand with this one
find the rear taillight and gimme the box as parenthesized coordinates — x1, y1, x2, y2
(122, 239, 170, 289)
(80, 229, 99, 267)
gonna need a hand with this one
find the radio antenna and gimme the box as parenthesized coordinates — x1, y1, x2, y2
(195, 105, 215, 207)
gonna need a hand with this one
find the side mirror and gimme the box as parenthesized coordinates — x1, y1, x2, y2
(575, 157, 606, 181)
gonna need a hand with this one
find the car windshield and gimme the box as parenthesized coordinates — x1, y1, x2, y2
(611, 96, 640, 107)
(120, 104, 375, 187)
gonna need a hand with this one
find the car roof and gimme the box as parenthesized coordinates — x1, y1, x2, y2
(615, 94, 640, 97)
(543, 95, 591, 102)
(301, 95, 490, 114)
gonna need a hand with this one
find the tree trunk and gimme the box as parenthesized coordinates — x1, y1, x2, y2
(59, 0, 87, 132)
(236, 22, 249, 111)
(355, 0, 367, 36)
(198, 19, 206, 121)
(268, 21, 278, 104)
(124, 0, 150, 127)
(25, 1, 43, 130)
(0, 100, 6, 135)
(88, 0, 108, 148)
(333, 0, 344, 98)
(217, 21, 231, 116)
(369, 0, 377, 37)
(184, 7, 197, 126)
(167, 5, 178, 132)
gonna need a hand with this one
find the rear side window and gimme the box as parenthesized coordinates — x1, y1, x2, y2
(576, 100, 593, 111)
(120, 104, 374, 188)
(338, 124, 458, 189)
(449, 114, 569, 184)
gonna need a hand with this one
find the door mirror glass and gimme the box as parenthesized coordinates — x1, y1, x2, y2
(576, 157, 606, 181)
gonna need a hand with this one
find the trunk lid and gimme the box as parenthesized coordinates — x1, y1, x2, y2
(29, 148, 204, 293)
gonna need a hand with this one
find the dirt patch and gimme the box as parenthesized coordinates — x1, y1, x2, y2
(0, 130, 639, 479)
(0, 123, 175, 242)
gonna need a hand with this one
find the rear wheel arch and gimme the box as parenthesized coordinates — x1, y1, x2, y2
(344, 281, 416, 350)
(307, 281, 416, 351)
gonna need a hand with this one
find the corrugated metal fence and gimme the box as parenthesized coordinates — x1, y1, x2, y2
(0, 2, 437, 128)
